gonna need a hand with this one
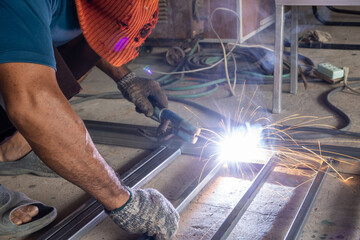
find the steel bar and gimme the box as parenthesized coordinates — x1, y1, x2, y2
(84, 120, 159, 150)
(211, 158, 275, 240)
(84, 120, 217, 157)
(140, 159, 225, 240)
(175, 160, 224, 213)
(50, 120, 359, 240)
(39, 146, 181, 240)
(284, 160, 330, 240)
(273, 4, 284, 113)
(290, 6, 299, 94)
(86, 120, 360, 159)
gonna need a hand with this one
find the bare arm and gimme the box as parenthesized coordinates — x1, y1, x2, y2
(0, 62, 129, 211)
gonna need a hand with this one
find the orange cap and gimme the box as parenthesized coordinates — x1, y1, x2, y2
(75, 0, 159, 67)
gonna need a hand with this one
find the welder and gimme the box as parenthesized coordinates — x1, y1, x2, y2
(0, 0, 179, 239)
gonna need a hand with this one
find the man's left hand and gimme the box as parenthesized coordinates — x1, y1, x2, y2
(117, 73, 168, 117)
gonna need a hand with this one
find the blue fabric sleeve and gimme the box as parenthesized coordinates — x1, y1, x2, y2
(0, 1, 56, 70)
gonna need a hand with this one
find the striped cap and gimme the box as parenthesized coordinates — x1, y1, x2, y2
(75, 0, 159, 66)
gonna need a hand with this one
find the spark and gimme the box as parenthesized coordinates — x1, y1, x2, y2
(143, 65, 153, 75)
(195, 103, 359, 186)
(217, 123, 268, 164)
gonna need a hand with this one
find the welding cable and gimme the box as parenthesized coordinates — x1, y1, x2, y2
(184, 47, 313, 78)
(152, 8, 243, 97)
(284, 39, 360, 51)
(327, 6, 360, 15)
(163, 77, 225, 98)
(155, 40, 200, 85)
(313, 6, 360, 26)
(160, 47, 288, 98)
(166, 85, 219, 99)
(151, 8, 241, 76)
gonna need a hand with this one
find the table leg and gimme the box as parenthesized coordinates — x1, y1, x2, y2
(273, 4, 284, 113)
(290, 6, 299, 94)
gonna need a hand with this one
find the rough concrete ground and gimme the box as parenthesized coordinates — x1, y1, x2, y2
(1, 6, 360, 240)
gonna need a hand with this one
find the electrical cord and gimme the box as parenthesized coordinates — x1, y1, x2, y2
(152, 8, 241, 77)
(313, 6, 360, 26)
(149, 7, 314, 99)
(153, 8, 243, 97)
(327, 6, 360, 15)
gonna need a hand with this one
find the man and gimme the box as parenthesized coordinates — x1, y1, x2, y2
(0, 0, 179, 239)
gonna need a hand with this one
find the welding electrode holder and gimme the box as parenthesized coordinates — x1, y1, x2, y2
(152, 107, 201, 144)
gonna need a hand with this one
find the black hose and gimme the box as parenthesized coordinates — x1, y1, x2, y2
(185, 47, 314, 77)
(327, 6, 360, 16)
(285, 40, 360, 51)
(313, 6, 360, 26)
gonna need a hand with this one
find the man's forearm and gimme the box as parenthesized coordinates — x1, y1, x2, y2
(96, 58, 131, 83)
(0, 62, 129, 211)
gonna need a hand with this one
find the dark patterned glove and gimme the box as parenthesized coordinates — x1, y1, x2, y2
(117, 73, 168, 117)
(108, 188, 179, 240)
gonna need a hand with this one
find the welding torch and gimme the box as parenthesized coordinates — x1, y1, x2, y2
(152, 106, 201, 144)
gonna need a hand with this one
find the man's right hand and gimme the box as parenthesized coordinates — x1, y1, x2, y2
(108, 188, 179, 240)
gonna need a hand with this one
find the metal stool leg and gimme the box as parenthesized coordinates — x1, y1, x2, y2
(290, 6, 299, 94)
(273, 4, 284, 113)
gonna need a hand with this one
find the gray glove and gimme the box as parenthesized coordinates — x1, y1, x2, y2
(108, 188, 179, 240)
(117, 73, 168, 117)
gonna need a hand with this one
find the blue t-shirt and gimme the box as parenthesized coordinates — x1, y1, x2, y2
(0, 0, 82, 71)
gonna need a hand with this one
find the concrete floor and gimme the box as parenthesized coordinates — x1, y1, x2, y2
(1, 6, 360, 240)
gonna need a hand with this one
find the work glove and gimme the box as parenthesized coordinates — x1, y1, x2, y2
(107, 188, 179, 240)
(117, 72, 168, 117)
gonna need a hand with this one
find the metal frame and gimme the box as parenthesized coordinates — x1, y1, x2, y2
(211, 158, 275, 240)
(39, 121, 224, 240)
(285, 160, 330, 240)
(39, 146, 182, 240)
(39, 120, 338, 239)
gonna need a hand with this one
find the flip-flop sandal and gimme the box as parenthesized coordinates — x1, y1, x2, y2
(0, 151, 59, 177)
(0, 185, 57, 239)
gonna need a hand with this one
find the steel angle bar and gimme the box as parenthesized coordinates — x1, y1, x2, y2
(139, 159, 225, 240)
(39, 146, 182, 240)
(175, 160, 224, 213)
(211, 158, 276, 240)
(86, 120, 360, 159)
(84, 120, 217, 157)
(84, 120, 159, 150)
(284, 160, 330, 240)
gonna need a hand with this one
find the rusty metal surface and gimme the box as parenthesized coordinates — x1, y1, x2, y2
(148, 0, 204, 41)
